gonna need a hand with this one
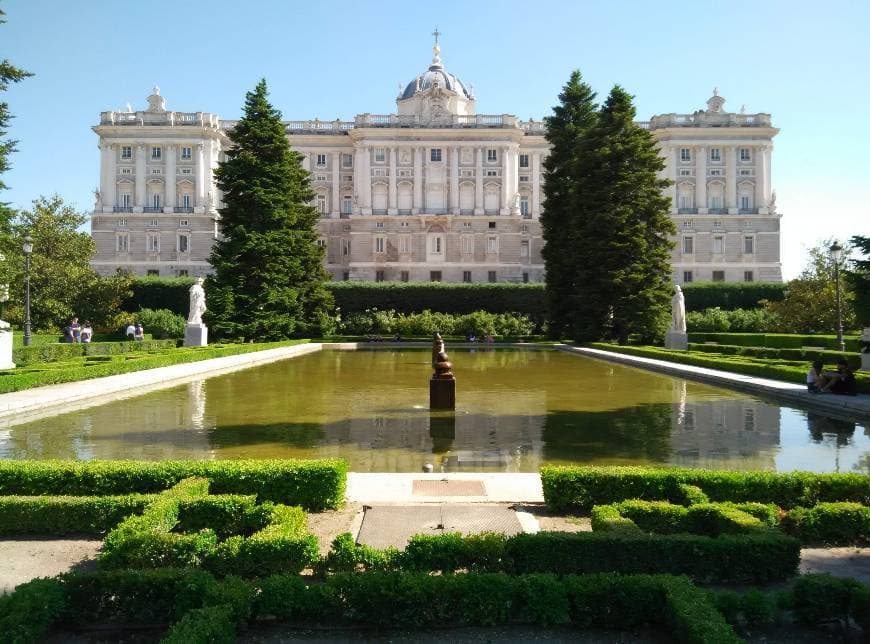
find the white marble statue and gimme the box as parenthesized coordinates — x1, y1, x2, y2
(671, 284, 687, 333)
(187, 277, 207, 325)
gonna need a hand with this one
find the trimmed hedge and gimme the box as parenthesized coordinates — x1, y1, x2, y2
(540, 465, 870, 513)
(680, 282, 786, 311)
(783, 502, 870, 545)
(687, 341, 856, 363)
(12, 339, 177, 367)
(792, 574, 869, 629)
(125, 276, 196, 315)
(0, 494, 155, 535)
(688, 332, 862, 352)
(0, 459, 347, 510)
(592, 500, 777, 537)
(0, 569, 738, 643)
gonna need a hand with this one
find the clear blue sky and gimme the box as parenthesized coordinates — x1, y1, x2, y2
(3, 0, 868, 278)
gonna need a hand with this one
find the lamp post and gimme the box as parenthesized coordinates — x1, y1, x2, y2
(22, 235, 32, 347)
(830, 241, 845, 352)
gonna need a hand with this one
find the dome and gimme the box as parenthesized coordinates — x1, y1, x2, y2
(400, 65, 473, 101)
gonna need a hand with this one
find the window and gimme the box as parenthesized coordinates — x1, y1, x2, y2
(488, 221, 496, 229)
(521, 224, 529, 233)
(342, 272, 350, 281)
(740, 194, 752, 210)
(374, 237, 385, 253)
(342, 153, 353, 168)
(151, 146, 162, 160)
(316, 153, 327, 167)
(374, 148, 385, 163)
(314, 174, 328, 181)
(119, 167, 133, 176)
(375, 270, 385, 282)
(709, 169, 722, 177)
(487, 149, 497, 163)
(739, 148, 751, 162)
(523, 272, 529, 283)
(400, 221, 410, 227)
(520, 239, 530, 257)
(400, 271, 409, 282)
(710, 148, 721, 162)
(679, 169, 692, 176)
(121, 146, 132, 160)
(744, 271, 754, 282)
(519, 175, 530, 182)
(342, 196, 353, 214)
(519, 154, 529, 168)
(316, 194, 327, 214)
(461, 235, 474, 254)
(317, 238, 326, 248)
(117, 218, 127, 227)
(486, 236, 499, 253)
(341, 239, 351, 256)
(683, 270, 693, 283)
(712, 271, 725, 282)
(375, 221, 384, 228)
(147, 270, 159, 276)
(430, 271, 442, 282)
(485, 169, 498, 177)
(152, 194, 161, 209)
(179, 219, 189, 227)
(462, 271, 472, 283)
(431, 236, 442, 254)
(713, 236, 724, 254)
(121, 193, 131, 207)
(148, 218, 159, 227)
(399, 235, 410, 254)
(744, 236, 755, 254)
(182, 194, 192, 208)
(463, 221, 472, 228)
(181, 146, 192, 160)
(680, 148, 691, 162)
(430, 148, 442, 162)
(116, 233, 129, 252)
(177, 269, 189, 277)
(146, 232, 160, 252)
(177, 233, 190, 253)
(739, 168, 753, 176)
(151, 168, 162, 175)
(682, 236, 694, 254)
(181, 168, 193, 175)
(520, 195, 530, 216)
(488, 271, 497, 283)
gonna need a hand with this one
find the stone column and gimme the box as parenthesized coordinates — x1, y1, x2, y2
(695, 146, 707, 214)
(195, 143, 205, 208)
(204, 140, 216, 212)
(105, 143, 116, 210)
(501, 145, 511, 215)
(474, 147, 484, 215)
(164, 144, 176, 212)
(413, 146, 423, 214)
(531, 152, 541, 218)
(360, 146, 372, 215)
(135, 144, 146, 211)
(388, 147, 398, 215)
(331, 152, 340, 218)
(760, 145, 771, 211)
(450, 146, 460, 214)
(353, 146, 364, 214)
(726, 145, 737, 213)
(669, 147, 678, 212)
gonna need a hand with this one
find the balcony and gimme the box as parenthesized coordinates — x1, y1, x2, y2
(708, 208, 728, 215)
(174, 206, 194, 213)
(143, 207, 162, 213)
(677, 208, 698, 214)
(738, 208, 759, 214)
(113, 206, 133, 213)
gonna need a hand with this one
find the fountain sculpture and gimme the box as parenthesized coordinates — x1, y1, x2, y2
(429, 333, 456, 409)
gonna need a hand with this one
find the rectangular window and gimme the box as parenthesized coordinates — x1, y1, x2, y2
(520, 195, 530, 216)
(117, 218, 127, 227)
(740, 195, 751, 209)
(181, 168, 193, 175)
(401, 221, 410, 227)
(739, 148, 751, 162)
(182, 194, 192, 208)
(121, 167, 133, 175)
(744, 270, 754, 282)
(177, 233, 190, 253)
(680, 148, 691, 162)
(399, 235, 410, 254)
(121, 193, 131, 207)
(430, 148, 442, 162)
(682, 236, 694, 254)
(487, 236, 499, 253)
(151, 146, 161, 160)
(710, 148, 721, 162)
(519, 154, 529, 168)
(374, 148, 385, 163)
(342, 272, 350, 281)
(519, 175, 530, 182)
(487, 149, 497, 163)
(744, 236, 755, 254)
(713, 235, 724, 254)
(400, 270, 409, 282)
(342, 153, 353, 168)
(147, 269, 159, 276)
(488, 271, 497, 283)
(152, 194, 161, 209)
(177, 269, 189, 277)
(430, 271, 442, 282)
(179, 218, 189, 227)
(679, 169, 692, 177)
(316, 194, 327, 214)
(150, 168, 162, 175)
(520, 239, 530, 257)
(121, 146, 132, 160)
(461, 235, 474, 254)
(342, 197, 353, 214)
(316, 153, 327, 166)
(146, 232, 160, 252)
(341, 239, 351, 256)
(462, 271, 472, 283)
(116, 233, 129, 252)
(488, 221, 496, 229)
(375, 237, 385, 253)
(375, 270, 385, 282)
(522, 272, 529, 283)
(712, 270, 725, 282)
(375, 221, 384, 228)
(486, 169, 498, 177)
(181, 146, 192, 160)
(148, 218, 159, 227)
(431, 236, 442, 253)
(316, 238, 326, 248)
(683, 270, 693, 283)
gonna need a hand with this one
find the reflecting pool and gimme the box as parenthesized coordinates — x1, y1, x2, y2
(1, 348, 867, 473)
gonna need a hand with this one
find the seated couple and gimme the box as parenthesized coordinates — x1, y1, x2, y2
(807, 358, 858, 396)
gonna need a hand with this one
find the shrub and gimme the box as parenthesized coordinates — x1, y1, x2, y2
(401, 532, 508, 573)
(0, 494, 154, 535)
(124, 276, 196, 315)
(792, 574, 862, 625)
(338, 309, 537, 336)
(686, 307, 778, 333)
(681, 282, 786, 311)
(0, 578, 67, 643)
(783, 502, 870, 545)
(162, 605, 235, 644)
(135, 308, 186, 339)
(318, 532, 399, 573)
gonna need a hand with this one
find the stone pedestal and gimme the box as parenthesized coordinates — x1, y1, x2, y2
(665, 330, 688, 351)
(862, 328, 870, 372)
(429, 378, 456, 410)
(0, 329, 14, 369)
(184, 324, 208, 347)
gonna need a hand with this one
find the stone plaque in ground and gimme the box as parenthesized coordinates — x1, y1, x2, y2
(412, 479, 485, 496)
(357, 504, 523, 549)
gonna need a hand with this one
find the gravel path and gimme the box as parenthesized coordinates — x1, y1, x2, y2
(0, 538, 101, 594)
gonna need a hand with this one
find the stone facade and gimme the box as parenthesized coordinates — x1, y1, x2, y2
(90, 38, 781, 283)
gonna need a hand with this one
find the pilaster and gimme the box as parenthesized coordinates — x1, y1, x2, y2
(134, 144, 146, 211)
(726, 145, 737, 213)
(501, 144, 511, 215)
(413, 146, 423, 214)
(450, 146, 459, 215)
(195, 143, 205, 208)
(695, 145, 707, 214)
(388, 147, 398, 215)
(531, 152, 541, 218)
(164, 144, 176, 212)
(331, 152, 340, 218)
(474, 147, 483, 215)
(105, 143, 116, 209)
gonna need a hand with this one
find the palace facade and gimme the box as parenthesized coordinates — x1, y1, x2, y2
(90, 37, 782, 284)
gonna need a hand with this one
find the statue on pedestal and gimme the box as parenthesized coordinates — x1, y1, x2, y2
(188, 277, 207, 325)
(671, 284, 686, 333)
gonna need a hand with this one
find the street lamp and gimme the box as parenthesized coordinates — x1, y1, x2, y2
(830, 241, 845, 352)
(22, 235, 32, 347)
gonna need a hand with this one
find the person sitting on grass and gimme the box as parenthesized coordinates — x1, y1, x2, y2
(806, 360, 829, 393)
(822, 358, 858, 396)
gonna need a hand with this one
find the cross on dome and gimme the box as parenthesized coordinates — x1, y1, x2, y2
(431, 26, 442, 68)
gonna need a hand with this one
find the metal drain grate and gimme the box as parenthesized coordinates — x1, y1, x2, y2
(412, 479, 485, 496)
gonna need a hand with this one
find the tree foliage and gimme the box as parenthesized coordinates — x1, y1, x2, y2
(206, 80, 332, 340)
(846, 235, 870, 327)
(764, 240, 856, 333)
(542, 73, 674, 343)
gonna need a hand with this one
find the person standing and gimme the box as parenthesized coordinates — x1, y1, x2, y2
(62, 320, 74, 343)
(125, 323, 135, 340)
(80, 321, 93, 343)
(71, 317, 81, 343)
(134, 323, 144, 342)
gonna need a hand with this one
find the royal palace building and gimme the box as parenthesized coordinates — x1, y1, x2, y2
(90, 36, 782, 283)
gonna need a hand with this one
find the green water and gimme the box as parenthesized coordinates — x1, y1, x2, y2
(1, 348, 867, 473)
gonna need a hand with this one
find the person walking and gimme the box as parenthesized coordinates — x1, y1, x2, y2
(80, 321, 93, 343)
(71, 317, 81, 343)
(134, 323, 144, 342)
(125, 323, 136, 340)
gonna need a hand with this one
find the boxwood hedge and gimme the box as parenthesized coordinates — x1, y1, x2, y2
(12, 339, 178, 367)
(0, 494, 155, 535)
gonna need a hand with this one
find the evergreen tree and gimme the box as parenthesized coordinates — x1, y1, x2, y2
(206, 80, 332, 340)
(847, 235, 870, 327)
(586, 86, 675, 344)
(540, 71, 598, 338)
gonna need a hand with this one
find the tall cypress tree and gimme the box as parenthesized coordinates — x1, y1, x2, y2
(585, 86, 675, 343)
(540, 71, 598, 338)
(206, 80, 332, 340)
